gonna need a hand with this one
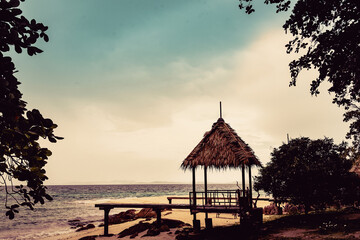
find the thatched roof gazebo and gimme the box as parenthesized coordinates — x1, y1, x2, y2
(181, 103, 261, 229)
(181, 117, 261, 169)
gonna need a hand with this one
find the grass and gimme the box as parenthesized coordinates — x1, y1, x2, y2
(259, 207, 360, 239)
(181, 207, 360, 239)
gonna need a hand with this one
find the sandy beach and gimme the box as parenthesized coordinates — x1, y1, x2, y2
(39, 195, 272, 240)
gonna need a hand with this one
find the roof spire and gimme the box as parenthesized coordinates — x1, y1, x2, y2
(220, 101, 222, 119)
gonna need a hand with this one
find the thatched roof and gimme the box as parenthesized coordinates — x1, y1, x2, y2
(181, 117, 261, 170)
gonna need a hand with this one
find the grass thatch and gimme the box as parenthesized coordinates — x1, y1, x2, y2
(181, 117, 261, 170)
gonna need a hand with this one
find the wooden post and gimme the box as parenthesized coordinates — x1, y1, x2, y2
(248, 165, 253, 208)
(204, 166, 208, 219)
(204, 166, 212, 228)
(155, 208, 162, 226)
(192, 167, 201, 232)
(192, 167, 197, 217)
(220, 101, 222, 118)
(103, 208, 111, 236)
(242, 164, 246, 197)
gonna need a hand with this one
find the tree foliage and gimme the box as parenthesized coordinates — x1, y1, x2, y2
(254, 137, 359, 213)
(0, 0, 62, 219)
(238, 0, 360, 151)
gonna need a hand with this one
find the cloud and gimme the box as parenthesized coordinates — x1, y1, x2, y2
(40, 27, 350, 184)
(234, 29, 348, 141)
(11, 1, 350, 185)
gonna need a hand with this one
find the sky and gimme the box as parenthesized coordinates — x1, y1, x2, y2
(11, 0, 349, 185)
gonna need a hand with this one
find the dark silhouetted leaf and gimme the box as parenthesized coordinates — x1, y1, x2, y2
(43, 34, 49, 42)
(43, 118, 53, 128)
(45, 194, 53, 201)
(6, 210, 14, 220)
(14, 44, 22, 53)
(11, 8, 22, 16)
(0, 0, 58, 220)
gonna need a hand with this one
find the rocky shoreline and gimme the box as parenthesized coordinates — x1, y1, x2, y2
(69, 208, 191, 240)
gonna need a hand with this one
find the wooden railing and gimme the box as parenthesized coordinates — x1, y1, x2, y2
(189, 189, 251, 209)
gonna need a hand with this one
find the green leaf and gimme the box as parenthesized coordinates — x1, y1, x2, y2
(43, 119, 53, 128)
(26, 111, 34, 121)
(26, 46, 43, 56)
(44, 149, 52, 156)
(6, 210, 14, 220)
(11, 8, 22, 16)
(45, 194, 53, 201)
(43, 34, 49, 42)
(21, 202, 34, 210)
(14, 44, 22, 53)
(1, 44, 10, 52)
(0, 163, 8, 172)
(10, 0, 20, 7)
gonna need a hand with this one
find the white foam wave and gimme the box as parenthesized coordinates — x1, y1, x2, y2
(18, 228, 74, 240)
(71, 196, 155, 205)
(72, 198, 116, 205)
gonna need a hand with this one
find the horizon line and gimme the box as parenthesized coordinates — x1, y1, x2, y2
(44, 181, 240, 186)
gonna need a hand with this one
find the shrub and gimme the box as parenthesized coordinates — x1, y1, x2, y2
(263, 203, 282, 215)
(283, 203, 305, 215)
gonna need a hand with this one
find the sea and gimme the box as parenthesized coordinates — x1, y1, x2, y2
(0, 184, 244, 240)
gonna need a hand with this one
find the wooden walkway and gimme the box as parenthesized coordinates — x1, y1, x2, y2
(95, 203, 190, 236)
(94, 203, 252, 236)
(95, 199, 272, 236)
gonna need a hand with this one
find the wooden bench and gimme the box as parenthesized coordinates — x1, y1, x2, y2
(167, 196, 237, 204)
(167, 197, 238, 204)
(167, 196, 204, 204)
(167, 196, 243, 205)
(95, 203, 190, 236)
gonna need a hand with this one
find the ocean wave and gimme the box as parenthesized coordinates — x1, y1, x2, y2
(0, 221, 73, 240)
(1, 184, 235, 239)
(72, 198, 117, 205)
(70, 195, 163, 205)
(16, 227, 74, 240)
